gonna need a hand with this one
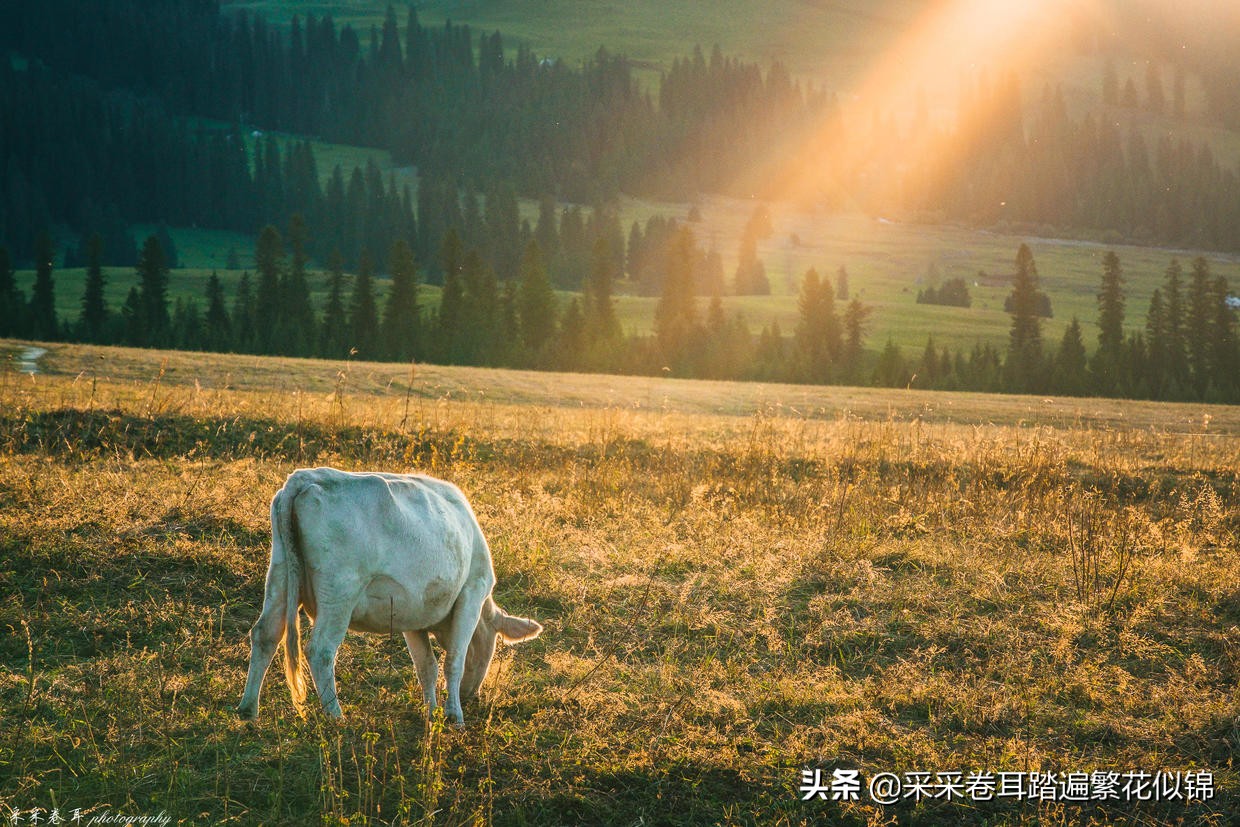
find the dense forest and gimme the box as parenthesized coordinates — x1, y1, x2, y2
(1, 1, 1239, 402)
(6, 1, 1240, 267)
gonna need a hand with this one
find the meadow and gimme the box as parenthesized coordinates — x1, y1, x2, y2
(20, 204, 1240, 359)
(0, 338, 1237, 825)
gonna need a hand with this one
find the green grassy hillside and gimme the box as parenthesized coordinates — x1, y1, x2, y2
(20, 206, 1240, 357)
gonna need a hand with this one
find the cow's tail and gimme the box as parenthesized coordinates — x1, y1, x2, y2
(272, 477, 308, 711)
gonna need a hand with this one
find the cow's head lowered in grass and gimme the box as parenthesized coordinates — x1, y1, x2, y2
(237, 468, 542, 726)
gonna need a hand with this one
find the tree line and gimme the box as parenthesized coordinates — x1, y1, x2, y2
(0, 216, 868, 383)
(891, 246, 1240, 404)
(9, 217, 1235, 402)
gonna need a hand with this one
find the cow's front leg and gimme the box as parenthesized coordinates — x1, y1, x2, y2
(441, 583, 489, 726)
(403, 630, 439, 715)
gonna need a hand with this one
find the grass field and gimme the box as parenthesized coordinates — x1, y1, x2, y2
(0, 338, 1237, 824)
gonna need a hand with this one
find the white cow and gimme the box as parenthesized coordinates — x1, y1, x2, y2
(237, 468, 542, 725)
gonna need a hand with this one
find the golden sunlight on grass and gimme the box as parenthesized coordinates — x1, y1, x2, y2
(0, 342, 1236, 824)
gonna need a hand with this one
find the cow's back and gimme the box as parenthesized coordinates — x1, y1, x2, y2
(286, 468, 485, 633)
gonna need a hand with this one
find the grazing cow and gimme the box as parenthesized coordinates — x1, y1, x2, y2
(237, 468, 542, 725)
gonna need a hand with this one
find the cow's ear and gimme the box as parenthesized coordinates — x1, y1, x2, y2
(495, 613, 542, 644)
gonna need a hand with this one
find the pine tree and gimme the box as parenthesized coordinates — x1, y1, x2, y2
(517, 240, 557, 359)
(842, 298, 871, 382)
(232, 272, 256, 353)
(1053, 317, 1089, 396)
(557, 298, 586, 371)
(80, 232, 108, 343)
(382, 238, 420, 361)
(1187, 257, 1213, 397)
(873, 339, 908, 387)
(653, 226, 699, 367)
(121, 286, 144, 346)
(436, 231, 466, 362)
(135, 235, 170, 347)
(584, 236, 620, 343)
(794, 267, 840, 383)
(1162, 259, 1188, 395)
(459, 250, 500, 365)
(1144, 288, 1167, 397)
(1211, 275, 1238, 401)
(1092, 250, 1125, 394)
(733, 234, 770, 295)
(535, 193, 560, 263)
(254, 225, 284, 353)
(204, 271, 232, 351)
(30, 231, 59, 341)
(1005, 243, 1044, 392)
(349, 249, 379, 359)
(281, 214, 316, 355)
(0, 245, 21, 337)
(836, 265, 849, 300)
(172, 296, 203, 350)
(320, 250, 349, 358)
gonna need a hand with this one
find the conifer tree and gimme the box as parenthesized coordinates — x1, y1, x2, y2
(281, 214, 316, 355)
(873, 338, 908, 387)
(121, 286, 143, 346)
(80, 232, 108, 343)
(320, 250, 349, 358)
(1092, 250, 1125, 394)
(557, 298, 586, 370)
(204, 271, 232, 351)
(382, 239, 420, 362)
(135, 235, 170, 347)
(1005, 243, 1044, 392)
(232, 272, 256, 353)
(517, 240, 557, 358)
(172, 296, 203, 350)
(842, 298, 871, 381)
(836, 265, 849, 300)
(1162, 259, 1188, 394)
(30, 231, 59, 341)
(0, 245, 21, 337)
(1053, 317, 1089, 396)
(794, 266, 841, 382)
(1144, 288, 1167, 397)
(460, 250, 500, 365)
(254, 225, 284, 353)
(733, 234, 770, 295)
(653, 226, 699, 366)
(349, 248, 379, 359)
(437, 231, 466, 361)
(1210, 275, 1238, 400)
(535, 194, 560, 263)
(1187, 257, 1213, 397)
(584, 236, 620, 343)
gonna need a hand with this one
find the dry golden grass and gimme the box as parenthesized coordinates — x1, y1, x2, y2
(0, 340, 1237, 825)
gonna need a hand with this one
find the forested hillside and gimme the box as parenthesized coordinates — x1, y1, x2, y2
(6, 1, 1240, 266)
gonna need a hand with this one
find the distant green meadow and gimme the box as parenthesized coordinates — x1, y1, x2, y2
(19, 204, 1240, 358)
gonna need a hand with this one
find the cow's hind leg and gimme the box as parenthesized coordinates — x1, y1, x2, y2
(441, 582, 489, 726)
(305, 610, 351, 718)
(237, 569, 287, 719)
(403, 630, 439, 715)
